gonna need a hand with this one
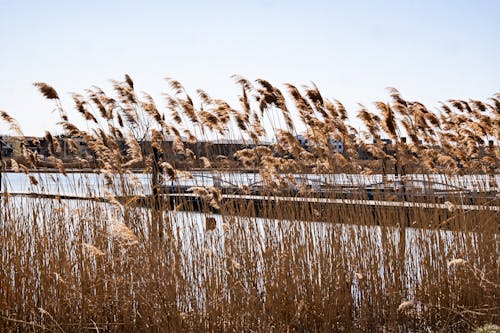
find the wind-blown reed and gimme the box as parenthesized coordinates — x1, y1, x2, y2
(0, 76, 498, 332)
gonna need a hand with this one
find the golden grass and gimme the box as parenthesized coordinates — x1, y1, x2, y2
(0, 76, 498, 331)
(1, 195, 497, 331)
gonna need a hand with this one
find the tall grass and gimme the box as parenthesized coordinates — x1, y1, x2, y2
(0, 76, 498, 331)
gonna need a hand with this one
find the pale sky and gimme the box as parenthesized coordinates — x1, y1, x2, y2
(1, 0, 499, 136)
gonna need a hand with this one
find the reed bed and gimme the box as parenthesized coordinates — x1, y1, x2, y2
(1, 195, 497, 332)
(0, 76, 499, 331)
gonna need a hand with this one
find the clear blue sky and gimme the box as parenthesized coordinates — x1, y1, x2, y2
(1, 0, 499, 136)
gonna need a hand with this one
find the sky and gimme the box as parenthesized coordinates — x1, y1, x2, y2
(0, 0, 499, 136)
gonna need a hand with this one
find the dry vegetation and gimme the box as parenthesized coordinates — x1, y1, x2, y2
(0, 76, 499, 332)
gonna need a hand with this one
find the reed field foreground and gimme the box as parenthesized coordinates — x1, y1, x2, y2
(0, 76, 499, 331)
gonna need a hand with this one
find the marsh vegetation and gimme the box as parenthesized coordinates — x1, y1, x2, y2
(0, 76, 498, 331)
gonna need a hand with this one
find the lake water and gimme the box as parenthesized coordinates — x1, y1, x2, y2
(2, 171, 498, 197)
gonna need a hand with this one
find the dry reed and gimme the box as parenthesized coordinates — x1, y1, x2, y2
(0, 75, 498, 332)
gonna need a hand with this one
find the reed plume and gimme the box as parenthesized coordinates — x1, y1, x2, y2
(0, 110, 23, 136)
(165, 77, 185, 95)
(123, 132, 142, 166)
(375, 101, 397, 140)
(124, 74, 134, 89)
(72, 93, 97, 123)
(33, 82, 59, 100)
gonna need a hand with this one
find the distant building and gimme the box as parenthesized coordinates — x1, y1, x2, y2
(296, 134, 344, 154)
(0, 137, 14, 157)
(328, 138, 344, 154)
(1, 136, 23, 157)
